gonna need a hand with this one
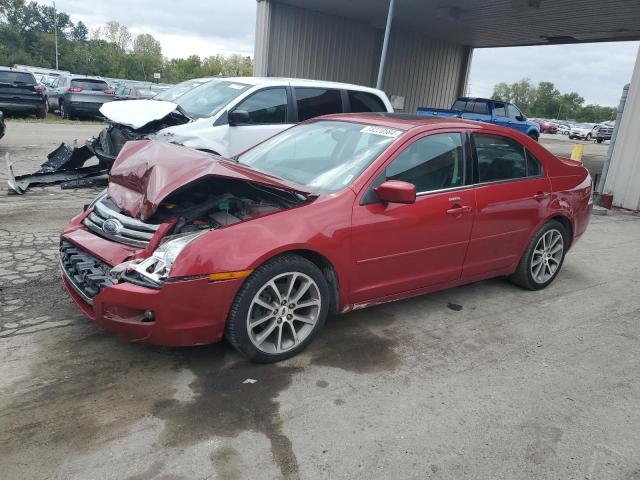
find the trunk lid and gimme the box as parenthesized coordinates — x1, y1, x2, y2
(108, 140, 311, 220)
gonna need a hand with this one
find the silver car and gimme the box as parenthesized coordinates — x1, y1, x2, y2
(48, 75, 114, 119)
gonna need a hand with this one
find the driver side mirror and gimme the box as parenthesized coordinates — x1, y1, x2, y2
(516, 114, 526, 121)
(374, 180, 416, 204)
(228, 109, 251, 126)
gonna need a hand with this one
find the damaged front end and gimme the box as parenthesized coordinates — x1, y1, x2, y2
(8, 100, 190, 194)
(63, 140, 310, 302)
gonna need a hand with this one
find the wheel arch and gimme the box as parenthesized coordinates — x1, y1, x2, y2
(547, 214, 574, 249)
(251, 248, 342, 315)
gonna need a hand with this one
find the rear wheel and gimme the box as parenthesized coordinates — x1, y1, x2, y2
(596, 138, 603, 144)
(59, 101, 69, 119)
(509, 220, 567, 290)
(225, 254, 330, 363)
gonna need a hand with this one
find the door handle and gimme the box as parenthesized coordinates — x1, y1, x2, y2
(533, 192, 549, 200)
(446, 205, 473, 215)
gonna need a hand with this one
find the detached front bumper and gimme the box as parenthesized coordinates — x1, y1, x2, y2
(60, 234, 243, 347)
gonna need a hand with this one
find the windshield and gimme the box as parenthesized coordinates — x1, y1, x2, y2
(175, 80, 249, 118)
(155, 79, 209, 101)
(237, 120, 401, 192)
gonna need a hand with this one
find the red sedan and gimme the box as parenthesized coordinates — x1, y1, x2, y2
(60, 114, 592, 362)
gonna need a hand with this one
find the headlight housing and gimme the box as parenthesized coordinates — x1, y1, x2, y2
(122, 231, 207, 286)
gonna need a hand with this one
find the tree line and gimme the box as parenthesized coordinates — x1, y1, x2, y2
(491, 78, 617, 123)
(0, 0, 253, 83)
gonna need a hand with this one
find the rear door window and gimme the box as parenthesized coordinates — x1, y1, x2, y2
(473, 101, 489, 114)
(71, 79, 109, 90)
(473, 134, 527, 182)
(295, 87, 342, 121)
(234, 87, 288, 124)
(348, 90, 386, 112)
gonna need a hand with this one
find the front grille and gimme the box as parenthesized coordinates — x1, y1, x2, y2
(84, 196, 160, 247)
(60, 241, 116, 304)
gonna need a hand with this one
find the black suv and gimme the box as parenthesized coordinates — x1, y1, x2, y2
(0, 67, 47, 118)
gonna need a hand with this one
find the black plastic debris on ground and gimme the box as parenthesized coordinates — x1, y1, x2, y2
(6, 143, 107, 194)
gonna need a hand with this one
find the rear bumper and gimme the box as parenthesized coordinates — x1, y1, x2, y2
(0, 101, 45, 112)
(60, 232, 243, 347)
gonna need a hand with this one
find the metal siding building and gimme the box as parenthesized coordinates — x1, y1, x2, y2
(254, 0, 471, 112)
(604, 48, 640, 210)
(255, 0, 640, 210)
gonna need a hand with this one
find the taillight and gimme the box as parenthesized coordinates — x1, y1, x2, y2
(68, 86, 82, 93)
(104, 89, 113, 94)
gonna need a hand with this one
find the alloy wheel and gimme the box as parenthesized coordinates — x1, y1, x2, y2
(531, 229, 564, 284)
(247, 272, 321, 354)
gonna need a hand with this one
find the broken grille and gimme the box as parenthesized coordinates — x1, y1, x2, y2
(59, 241, 116, 304)
(83, 196, 160, 247)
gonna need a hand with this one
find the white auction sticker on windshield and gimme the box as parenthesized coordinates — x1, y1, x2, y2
(360, 126, 402, 138)
(227, 84, 246, 90)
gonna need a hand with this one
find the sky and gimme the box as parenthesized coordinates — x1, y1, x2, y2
(39, 0, 638, 107)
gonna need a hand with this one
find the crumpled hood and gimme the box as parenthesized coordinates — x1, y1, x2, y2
(99, 100, 181, 130)
(107, 140, 310, 220)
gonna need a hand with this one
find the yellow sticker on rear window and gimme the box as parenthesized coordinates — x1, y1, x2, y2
(360, 126, 402, 138)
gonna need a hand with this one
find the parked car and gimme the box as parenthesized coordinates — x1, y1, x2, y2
(417, 97, 540, 141)
(568, 123, 596, 140)
(592, 124, 613, 143)
(47, 75, 114, 119)
(556, 123, 571, 135)
(60, 114, 592, 362)
(114, 83, 169, 101)
(0, 109, 5, 139)
(89, 77, 394, 166)
(0, 67, 47, 118)
(535, 119, 558, 134)
(153, 77, 213, 102)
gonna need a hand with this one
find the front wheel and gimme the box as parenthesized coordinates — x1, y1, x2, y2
(586, 133, 592, 141)
(225, 254, 330, 363)
(509, 220, 567, 290)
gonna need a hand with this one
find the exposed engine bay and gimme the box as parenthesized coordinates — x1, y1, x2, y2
(150, 177, 302, 235)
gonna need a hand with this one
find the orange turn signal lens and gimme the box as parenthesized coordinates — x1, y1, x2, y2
(207, 270, 253, 282)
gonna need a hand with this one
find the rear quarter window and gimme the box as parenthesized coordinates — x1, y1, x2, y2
(348, 90, 386, 112)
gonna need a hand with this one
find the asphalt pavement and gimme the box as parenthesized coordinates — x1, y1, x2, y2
(1, 121, 639, 480)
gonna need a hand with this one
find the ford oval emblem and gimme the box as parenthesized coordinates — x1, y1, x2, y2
(102, 218, 123, 235)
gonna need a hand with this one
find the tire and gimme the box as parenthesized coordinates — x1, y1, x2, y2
(35, 110, 46, 119)
(586, 133, 592, 141)
(509, 220, 568, 291)
(596, 138, 603, 144)
(528, 132, 539, 142)
(60, 101, 69, 119)
(568, 135, 574, 140)
(225, 254, 330, 363)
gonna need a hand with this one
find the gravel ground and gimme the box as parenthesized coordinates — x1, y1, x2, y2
(1, 121, 639, 480)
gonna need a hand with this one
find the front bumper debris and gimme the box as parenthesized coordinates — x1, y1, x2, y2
(6, 143, 107, 194)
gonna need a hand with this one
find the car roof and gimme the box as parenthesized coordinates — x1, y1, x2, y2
(0, 66, 34, 74)
(222, 76, 386, 94)
(314, 112, 485, 131)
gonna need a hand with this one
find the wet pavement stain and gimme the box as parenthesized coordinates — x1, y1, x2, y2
(152, 344, 302, 480)
(211, 446, 242, 480)
(309, 307, 401, 374)
(316, 380, 329, 388)
(447, 302, 463, 311)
